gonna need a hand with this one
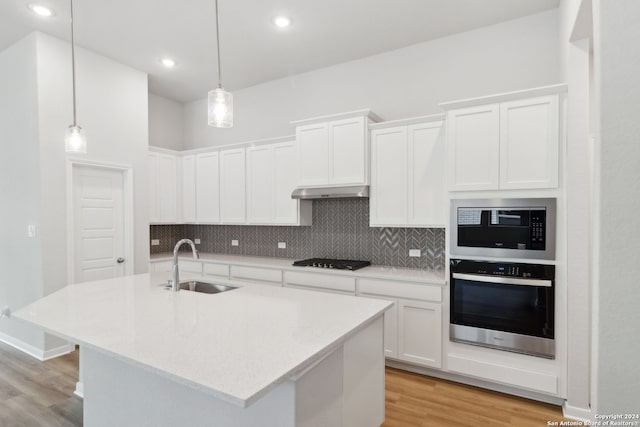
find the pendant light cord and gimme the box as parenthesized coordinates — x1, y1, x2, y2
(70, 0, 77, 126)
(215, 0, 222, 89)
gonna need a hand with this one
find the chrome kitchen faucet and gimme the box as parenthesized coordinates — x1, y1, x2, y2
(171, 239, 199, 291)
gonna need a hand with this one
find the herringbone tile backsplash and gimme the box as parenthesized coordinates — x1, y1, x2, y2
(151, 199, 445, 270)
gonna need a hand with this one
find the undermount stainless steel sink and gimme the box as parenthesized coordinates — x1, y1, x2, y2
(164, 281, 238, 294)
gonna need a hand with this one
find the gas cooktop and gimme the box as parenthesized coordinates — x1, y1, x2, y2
(292, 258, 371, 271)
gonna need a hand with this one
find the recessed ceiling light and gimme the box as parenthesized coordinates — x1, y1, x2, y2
(273, 16, 292, 29)
(161, 58, 177, 68)
(28, 3, 54, 17)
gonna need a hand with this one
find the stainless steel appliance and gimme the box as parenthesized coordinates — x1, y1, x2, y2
(293, 258, 371, 271)
(291, 185, 369, 200)
(450, 198, 556, 260)
(450, 258, 555, 358)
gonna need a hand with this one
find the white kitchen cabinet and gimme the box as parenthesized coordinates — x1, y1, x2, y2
(328, 117, 367, 185)
(296, 123, 329, 186)
(358, 278, 442, 368)
(398, 299, 442, 369)
(370, 118, 445, 227)
(446, 105, 500, 191)
(442, 86, 564, 191)
(149, 151, 178, 223)
(293, 110, 377, 187)
(219, 148, 246, 223)
(181, 155, 197, 223)
(195, 152, 220, 223)
(358, 294, 399, 358)
(499, 96, 559, 189)
(247, 141, 312, 226)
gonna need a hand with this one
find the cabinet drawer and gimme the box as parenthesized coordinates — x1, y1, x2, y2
(285, 271, 356, 294)
(203, 263, 229, 278)
(151, 261, 172, 273)
(180, 260, 203, 274)
(358, 278, 441, 302)
(285, 283, 353, 296)
(230, 265, 282, 284)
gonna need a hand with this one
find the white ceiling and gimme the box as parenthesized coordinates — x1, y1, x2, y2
(1, 0, 559, 102)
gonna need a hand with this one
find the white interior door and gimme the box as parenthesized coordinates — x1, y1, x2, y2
(73, 166, 126, 283)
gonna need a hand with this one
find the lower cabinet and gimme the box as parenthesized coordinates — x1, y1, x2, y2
(398, 300, 442, 369)
(358, 278, 442, 369)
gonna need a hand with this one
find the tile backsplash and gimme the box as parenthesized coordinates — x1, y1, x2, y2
(151, 199, 445, 270)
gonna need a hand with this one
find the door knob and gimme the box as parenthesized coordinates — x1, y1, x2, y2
(117, 257, 125, 264)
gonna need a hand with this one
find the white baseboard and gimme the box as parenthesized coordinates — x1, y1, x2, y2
(74, 381, 84, 399)
(0, 331, 74, 361)
(563, 402, 592, 422)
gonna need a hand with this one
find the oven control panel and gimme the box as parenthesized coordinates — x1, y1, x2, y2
(450, 259, 555, 280)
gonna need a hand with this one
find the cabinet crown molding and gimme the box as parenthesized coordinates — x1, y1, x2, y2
(369, 114, 445, 130)
(439, 84, 568, 111)
(290, 109, 382, 126)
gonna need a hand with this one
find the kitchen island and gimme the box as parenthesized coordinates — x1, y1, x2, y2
(14, 272, 392, 427)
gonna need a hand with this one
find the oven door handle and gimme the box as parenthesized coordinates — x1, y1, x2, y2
(452, 273, 552, 287)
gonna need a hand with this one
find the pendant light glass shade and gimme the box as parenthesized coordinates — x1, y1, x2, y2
(208, 87, 233, 128)
(208, 0, 233, 128)
(65, 125, 87, 153)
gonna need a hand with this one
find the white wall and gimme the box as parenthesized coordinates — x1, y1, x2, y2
(0, 32, 149, 355)
(558, 0, 593, 417)
(183, 9, 561, 148)
(35, 32, 150, 278)
(149, 93, 183, 150)
(0, 34, 46, 350)
(592, 0, 640, 415)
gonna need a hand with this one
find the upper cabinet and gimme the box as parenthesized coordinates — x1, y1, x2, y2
(219, 148, 246, 224)
(441, 85, 565, 192)
(247, 140, 312, 226)
(370, 117, 446, 227)
(293, 110, 379, 187)
(195, 152, 220, 223)
(181, 155, 197, 223)
(149, 150, 178, 224)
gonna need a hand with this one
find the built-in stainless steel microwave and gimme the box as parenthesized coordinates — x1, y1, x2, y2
(450, 198, 556, 260)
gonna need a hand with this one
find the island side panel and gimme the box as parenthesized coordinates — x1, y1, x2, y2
(82, 347, 296, 427)
(343, 316, 385, 427)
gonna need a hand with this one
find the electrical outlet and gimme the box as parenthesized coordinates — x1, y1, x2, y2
(278, 242, 287, 249)
(27, 225, 37, 238)
(409, 249, 421, 257)
(151, 239, 160, 246)
(231, 239, 239, 247)
(194, 238, 201, 244)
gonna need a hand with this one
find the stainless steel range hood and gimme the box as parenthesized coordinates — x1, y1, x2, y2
(291, 185, 369, 200)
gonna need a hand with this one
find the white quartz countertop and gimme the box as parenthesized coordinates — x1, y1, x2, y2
(14, 273, 391, 407)
(150, 252, 446, 285)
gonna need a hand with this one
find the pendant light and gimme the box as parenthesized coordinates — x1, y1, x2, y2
(64, 0, 87, 153)
(207, 0, 233, 128)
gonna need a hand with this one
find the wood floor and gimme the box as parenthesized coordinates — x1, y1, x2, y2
(0, 341, 566, 426)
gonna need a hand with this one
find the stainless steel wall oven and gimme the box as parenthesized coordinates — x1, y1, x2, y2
(450, 259, 555, 359)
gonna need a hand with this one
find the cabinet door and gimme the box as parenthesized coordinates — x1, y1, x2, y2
(329, 117, 367, 185)
(246, 145, 274, 224)
(360, 294, 399, 359)
(156, 153, 178, 223)
(398, 300, 442, 368)
(297, 123, 329, 186)
(220, 148, 246, 223)
(408, 122, 446, 226)
(195, 152, 220, 223)
(500, 95, 559, 189)
(447, 105, 500, 191)
(148, 153, 159, 223)
(181, 155, 196, 223)
(370, 126, 408, 226)
(273, 141, 300, 224)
